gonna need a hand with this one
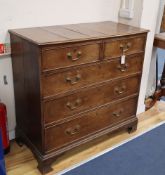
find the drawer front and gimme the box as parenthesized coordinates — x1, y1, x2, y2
(42, 43, 100, 71)
(42, 53, 144, 98)
(43, 75, 141, 124)
(44, 97, 138, 152)
(104, 35, 146, 59)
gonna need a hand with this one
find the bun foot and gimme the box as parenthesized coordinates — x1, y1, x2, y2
(15, 137, 24, 147)
(37, 160, 54, 175)
(127, 124, 137, 134)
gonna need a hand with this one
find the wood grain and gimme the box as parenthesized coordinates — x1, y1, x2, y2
(10, 35, 43, 153)
(43, 75, 141, 125)
(9, 21, 148, 173)
(9, 21, 148, 45)
(5, 101, 165, 175)
(154, 33, 165, 49)
(42, 54, 144, 98)
(42, 42, 100, 71)
(104, 34, 146, 59)
(45, 96, 138, 152)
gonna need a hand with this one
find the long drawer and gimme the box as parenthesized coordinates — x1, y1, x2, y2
(104, 34, 146, 59)
(42, 53, 144, 98)
(43, 75, 141, 125)
(44, 96, 138, 152)
(42, 42, 100, 71)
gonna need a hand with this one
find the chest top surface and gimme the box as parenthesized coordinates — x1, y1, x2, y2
(9, 21, 148, 45)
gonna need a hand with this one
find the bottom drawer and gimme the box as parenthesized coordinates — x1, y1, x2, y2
(44, 96, 138, 152)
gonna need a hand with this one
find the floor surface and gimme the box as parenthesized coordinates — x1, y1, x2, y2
(5, 101, 165, 175)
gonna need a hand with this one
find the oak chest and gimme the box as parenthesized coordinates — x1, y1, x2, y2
(9, 21, 148, 174)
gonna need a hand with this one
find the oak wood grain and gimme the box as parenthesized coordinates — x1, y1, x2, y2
(9, 21, 148, 174)
(9, 21, 148, 45)
(104, 34, 146, 59)
(42, 54, 144, 98)
(43, 75, 141, 125)
(44, 96, 138, 152)
(154, 33, 165, 49)
(42, 42, 100, 71)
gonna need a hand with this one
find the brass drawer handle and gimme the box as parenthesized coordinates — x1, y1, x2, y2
(117, 63, 129, 72)
(112, 109, 124, 117)
(66, 73, 81, 85)
(65, 125, 80, 136)
(114, 85, 126, 95)
(67, 51, 82, 61)
(66, 99, 82, 110)
(120, 42, 132, 53)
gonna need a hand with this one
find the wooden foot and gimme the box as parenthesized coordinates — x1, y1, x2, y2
(127, 124, 137, 134)
(37, 160, 54, 175)
(15, 137, 24, 147)
(15, 127, 24, 147)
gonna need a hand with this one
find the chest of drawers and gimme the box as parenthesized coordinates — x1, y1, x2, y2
(9, 21, 148, 174)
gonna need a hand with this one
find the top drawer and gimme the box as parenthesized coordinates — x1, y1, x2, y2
(104, 34, 146, 59)
(42, 42, 100, 71)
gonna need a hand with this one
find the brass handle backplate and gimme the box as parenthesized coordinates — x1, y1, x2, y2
(67, 51, 82, 61)
(117, 63, 129, 72)
(120, 42, 132, 53)
(65, 72, 81, 85)
(66, 99, 82, 110)
(112, 108, 124, 117)
(114, 85, 126, 95)
(65, 125, 80, 136)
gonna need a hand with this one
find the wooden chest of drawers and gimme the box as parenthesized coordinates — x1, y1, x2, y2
(9, 21, 148, 174)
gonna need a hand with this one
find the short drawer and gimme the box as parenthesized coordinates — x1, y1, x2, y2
(42, 53, 144, 98)
(44, 97, 138, 152)
(43, 75, 141, 124)
(104, 34, 146, 59)
(42, 42, 100, 71)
